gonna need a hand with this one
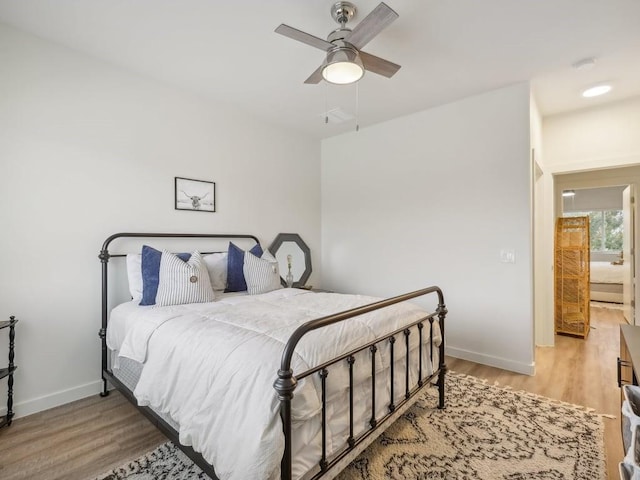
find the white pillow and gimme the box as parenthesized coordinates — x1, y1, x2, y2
(203, 252, 228, 291)
(126, 254, 143, 301)
(155, 250, 215, 306)
(243, 250, 283, 295)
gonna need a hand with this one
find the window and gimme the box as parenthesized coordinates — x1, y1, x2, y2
(565, 210, 623, 252)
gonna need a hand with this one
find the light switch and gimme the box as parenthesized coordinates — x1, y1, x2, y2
(500, 249, 516, 263)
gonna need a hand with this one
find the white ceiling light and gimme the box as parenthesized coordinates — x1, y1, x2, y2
(582, 84, 612, 98)
(562, 190, 576, 197)
(322, 46, 364, 85)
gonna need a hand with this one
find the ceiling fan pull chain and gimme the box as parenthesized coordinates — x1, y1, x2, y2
(355, 82, 360, 132)
(325, 82, 329, 124)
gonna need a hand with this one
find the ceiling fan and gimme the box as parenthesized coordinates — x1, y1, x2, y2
(275, 2, 401, 85)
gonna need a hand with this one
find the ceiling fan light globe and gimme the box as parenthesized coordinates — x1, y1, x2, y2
(322, 61, 364, 84)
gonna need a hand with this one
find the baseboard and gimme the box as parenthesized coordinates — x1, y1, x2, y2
(0, 380, 106, 419)
(445, 345, 535, 376)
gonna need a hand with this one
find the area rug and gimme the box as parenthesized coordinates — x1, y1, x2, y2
(94, 373, 606, 480)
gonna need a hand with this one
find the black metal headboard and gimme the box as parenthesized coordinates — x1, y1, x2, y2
(98, 232, 260, 396)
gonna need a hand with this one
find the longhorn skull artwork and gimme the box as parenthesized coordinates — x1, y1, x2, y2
(174, 177, 215, 212)
(181, 190, 210, 210)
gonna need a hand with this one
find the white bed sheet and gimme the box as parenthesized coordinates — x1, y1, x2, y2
(107, 288, 441, 480)
(590, 261, 624, 284)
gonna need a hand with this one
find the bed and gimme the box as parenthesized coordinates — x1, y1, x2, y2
(99, 233, 447, 480)
(590, 260, 624, 303)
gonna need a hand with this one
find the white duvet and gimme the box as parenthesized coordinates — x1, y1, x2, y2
(109, 288, 440, 480)
(590, 261, 624, 284)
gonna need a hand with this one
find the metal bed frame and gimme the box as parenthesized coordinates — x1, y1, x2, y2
(99, 232, 447, 480)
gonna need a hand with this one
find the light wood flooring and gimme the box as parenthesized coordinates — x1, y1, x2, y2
(0, 305, 626, 480)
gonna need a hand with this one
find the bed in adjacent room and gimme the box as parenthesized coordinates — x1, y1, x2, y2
(590, 260, 624, 303)
(99, 233, 447, 480)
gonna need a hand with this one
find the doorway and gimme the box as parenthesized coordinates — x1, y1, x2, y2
(559, 185, 634, 324)
(552, 166, 640, 330)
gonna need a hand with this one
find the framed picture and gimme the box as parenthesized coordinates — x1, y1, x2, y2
(175, 177, 216, 212)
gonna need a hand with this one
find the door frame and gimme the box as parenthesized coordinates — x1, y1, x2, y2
(535, 161, 640, 346)
(623, 185, 635, 324)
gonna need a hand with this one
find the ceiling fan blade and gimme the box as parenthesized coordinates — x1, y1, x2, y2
(304, 65, 324, 84)
(360, 51, 401, 78)
(345, 2, 398, 50)
(275, 24, 333, 51)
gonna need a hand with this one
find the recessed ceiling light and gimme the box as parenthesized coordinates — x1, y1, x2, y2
(582, 84, 612, 98)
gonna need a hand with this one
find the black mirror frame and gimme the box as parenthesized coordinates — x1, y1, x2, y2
(268, 233, 312, 288)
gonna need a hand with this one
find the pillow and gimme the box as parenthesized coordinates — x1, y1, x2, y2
(243, 250, 283, 295)
(203, 252, 228, 291)
(126, 253, 143, 301)
(155, 250, 215, 306)
(140, 245, 191, 306)
(225, 242, 263, 292)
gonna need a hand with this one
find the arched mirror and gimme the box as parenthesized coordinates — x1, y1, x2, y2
(268, 233, 312, 288)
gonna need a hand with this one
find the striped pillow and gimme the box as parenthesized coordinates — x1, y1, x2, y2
(243, 250, 283, 295)
(155, 250, 215, 306)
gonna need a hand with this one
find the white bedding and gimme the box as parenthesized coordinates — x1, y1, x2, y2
(107, 288, 440, 480)
(590, 261, 624, 284)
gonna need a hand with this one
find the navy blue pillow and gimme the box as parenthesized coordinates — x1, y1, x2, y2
(139, 245, 191, 306)
(225, 242, 263, 292)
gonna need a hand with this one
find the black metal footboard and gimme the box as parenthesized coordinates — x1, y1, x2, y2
(274, 287, 447, 480)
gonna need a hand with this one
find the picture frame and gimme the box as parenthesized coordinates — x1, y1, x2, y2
(175, 177, 216, 212)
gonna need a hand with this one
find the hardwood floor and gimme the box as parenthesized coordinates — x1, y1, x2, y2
(0, 305, 626, 479)
(0, 391, 165, 480)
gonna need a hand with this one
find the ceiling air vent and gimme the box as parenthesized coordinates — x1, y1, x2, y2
(321, 108, 354, 124)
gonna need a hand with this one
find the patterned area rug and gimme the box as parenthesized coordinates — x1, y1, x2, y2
(95, 373, 606, 480)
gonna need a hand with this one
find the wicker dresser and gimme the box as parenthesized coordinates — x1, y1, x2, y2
(554, 216, 590, 338)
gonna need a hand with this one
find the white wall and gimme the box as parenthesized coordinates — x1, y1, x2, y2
(531, 97, 554, 348)
(0, 24, 321, 417)
(543, 96, 640, 171)
(562, 186, 625, 212)
(321, 83, 535, 374)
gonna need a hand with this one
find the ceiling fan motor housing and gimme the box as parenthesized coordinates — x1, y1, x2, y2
(327, 27, 353, 43)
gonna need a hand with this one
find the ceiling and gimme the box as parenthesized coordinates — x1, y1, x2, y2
(1, 0, 639, 139)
